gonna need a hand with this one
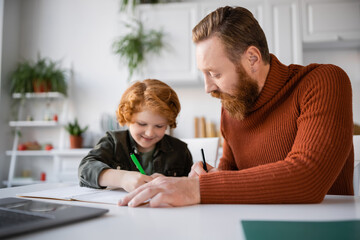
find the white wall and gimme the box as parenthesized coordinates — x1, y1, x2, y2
(0, 0, 6, 187)
(18, 0, 129, 133)
(0, 0, 20, 187)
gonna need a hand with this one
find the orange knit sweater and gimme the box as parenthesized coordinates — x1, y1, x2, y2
(200, 55, 354, 204)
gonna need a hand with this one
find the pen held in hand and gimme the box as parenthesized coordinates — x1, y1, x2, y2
(201, 148, 208, 172)
(130, 153, 146, 175)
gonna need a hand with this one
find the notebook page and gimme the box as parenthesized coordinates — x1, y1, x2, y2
(17, 185, 127, 205)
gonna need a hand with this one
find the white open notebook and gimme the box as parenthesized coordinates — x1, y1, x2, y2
(17, 185, 127, 205)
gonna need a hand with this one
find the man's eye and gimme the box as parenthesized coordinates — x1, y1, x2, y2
(137, 123, 146, 126)
(209, 72, 220, 78)
(156, 125, 165, 128)
(213, 73, 221, 78)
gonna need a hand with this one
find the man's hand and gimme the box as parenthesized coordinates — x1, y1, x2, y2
(118, 176, 201, 207)
(188, 161, 219, 178)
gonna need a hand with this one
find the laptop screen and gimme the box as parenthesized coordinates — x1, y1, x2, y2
(0, 197, 108, 238)
(2, 198, 70, 213)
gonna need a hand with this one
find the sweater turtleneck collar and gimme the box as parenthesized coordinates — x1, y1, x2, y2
(250, 54, 290, 112)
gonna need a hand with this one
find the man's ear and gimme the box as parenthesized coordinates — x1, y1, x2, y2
(244, 46, 261, 73)
(249, 55, 257, 65)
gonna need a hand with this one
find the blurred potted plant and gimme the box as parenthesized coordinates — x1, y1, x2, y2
(120, 0, 160, 12)
(10, 55, 68, 96)
(9, 60, 34, 95)
(112, 19, 164, 80)
(64, 119, 89, 148)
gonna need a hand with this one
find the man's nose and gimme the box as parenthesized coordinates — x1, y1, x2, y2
(204, 76, 217, 93)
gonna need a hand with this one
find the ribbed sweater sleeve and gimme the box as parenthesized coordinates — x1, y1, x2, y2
(200, 56, 354, 204)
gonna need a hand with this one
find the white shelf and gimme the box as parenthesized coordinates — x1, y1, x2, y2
(6, 150, 53, 156)
(7, 89, 76, 187)
(2, 178, 50, 186)
(53, 148, 92, 156)
(6, 149, 92, 157)
(12, 92, 65, 99)
(9, 120, 61, 127)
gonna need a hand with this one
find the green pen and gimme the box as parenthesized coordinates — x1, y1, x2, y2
(130, 153, 146, 175)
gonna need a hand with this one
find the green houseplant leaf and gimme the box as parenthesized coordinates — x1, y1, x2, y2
(112, 19, 164, 80)
(10, 60, 35, 95)
(120, 0, 160, 12)
(9, 55, 68, 96)
(64, 118, 89, 136)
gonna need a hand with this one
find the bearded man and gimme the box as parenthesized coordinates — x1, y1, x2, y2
(119, 6, 354, 207)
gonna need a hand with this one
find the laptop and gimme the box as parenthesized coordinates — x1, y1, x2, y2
(0, 197, 108, 238)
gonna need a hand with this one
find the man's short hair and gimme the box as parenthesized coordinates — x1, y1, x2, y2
(192, 6, 270, 64)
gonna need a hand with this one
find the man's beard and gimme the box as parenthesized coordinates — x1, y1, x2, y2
(211, 65, 259, 120)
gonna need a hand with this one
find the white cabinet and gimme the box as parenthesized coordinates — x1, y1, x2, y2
(134, 1, 303, 83)
(197, 0, 266, 51)
(198, 0, 303, 65)
(5, 92, 90, 187)
(135, 2, 199, 85)
(265, 0, 303, 65)
(198, 0, 265, 25)
(302, 0, 360, 42)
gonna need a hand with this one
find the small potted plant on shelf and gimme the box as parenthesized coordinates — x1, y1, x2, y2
(64, 119, 89, 149)
(10, 54, 68, 96)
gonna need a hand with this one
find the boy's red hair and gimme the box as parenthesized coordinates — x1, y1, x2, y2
(116, 79, 181, 128)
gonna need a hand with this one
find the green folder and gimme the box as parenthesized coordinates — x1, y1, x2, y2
(241, 220, 360, 240)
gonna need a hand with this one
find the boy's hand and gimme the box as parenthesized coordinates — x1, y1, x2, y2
(98, 169, 153, 192)
(120, 171, 153, 192)
(150, 173, 164, 179)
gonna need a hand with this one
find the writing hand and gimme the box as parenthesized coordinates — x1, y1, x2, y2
(121, 171, 153, 192)
(99, 169, 153, 192)
(188, 161, 218, 178)
(150, 173, 165, 179)
(118, 176, 200, 207)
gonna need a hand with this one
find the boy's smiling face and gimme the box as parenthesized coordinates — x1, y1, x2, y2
(128, 109, 168, 153)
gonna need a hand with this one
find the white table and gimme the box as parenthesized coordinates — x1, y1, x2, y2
(1, 183, 360, 240)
